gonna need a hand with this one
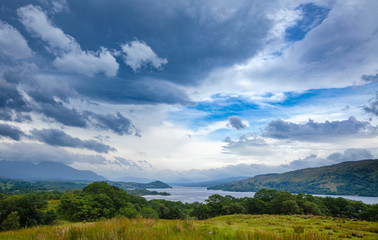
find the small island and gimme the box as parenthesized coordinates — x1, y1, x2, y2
(125, 188, 171, 196)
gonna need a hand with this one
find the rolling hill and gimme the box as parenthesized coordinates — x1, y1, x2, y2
(0, 160, 106, 181)
(208, 159, 378, 196)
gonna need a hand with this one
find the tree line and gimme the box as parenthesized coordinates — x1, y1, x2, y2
(0, 182, 377, 231)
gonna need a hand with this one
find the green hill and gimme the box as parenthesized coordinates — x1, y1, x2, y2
(208, 159, 378, 196)
(0, 179, 171, 194)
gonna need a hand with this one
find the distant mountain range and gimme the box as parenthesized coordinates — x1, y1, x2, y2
(109, 180, 172, 189)
(0, 178, 172, 194)
(209, 159, 378, 197)
(0, 160, 106, 181)
(175, 176, 248, 187)
(116, 176, 153, 183)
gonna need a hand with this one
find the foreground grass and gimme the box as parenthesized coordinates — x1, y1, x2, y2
(0, 215, 377, 240)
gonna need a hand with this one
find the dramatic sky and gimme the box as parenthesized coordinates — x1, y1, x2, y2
(1, 0, 377, 182)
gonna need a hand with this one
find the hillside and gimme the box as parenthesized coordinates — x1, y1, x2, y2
(178, 176, 248, 187)
(109, 180, 172, 189)
(0, 179, 172, 194)
(0, 161, 105, 181)
(209, 159, 378, 196)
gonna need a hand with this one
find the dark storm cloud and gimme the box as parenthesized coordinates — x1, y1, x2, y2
(0, 124, 24, 141)
(31, 128, 115, 153)
(262, 117, 375, 140)
(0, 0, 274, 106)
(52, 0, 272, 84)
(1, 74, 141, 135)
(0, 76, 31, 122)
(27, 90, 139, 135)
(72, 77, 194, 105)
(361, 74, 378, 82)
(28, 90, 88, 127)
(0, 78, 28, 111)
(228, 116, 247, 130)
(90, 112, 139, 136)
(363, 94, 378, 116)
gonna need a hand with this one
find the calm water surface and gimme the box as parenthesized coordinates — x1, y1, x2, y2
(144, 187, 378, 204)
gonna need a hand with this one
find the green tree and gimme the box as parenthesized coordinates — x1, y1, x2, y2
(223, 202, 245, 214)
(0, 194, 48, 228)
(270, 191, 293, 214)
(243, 197, 268, 214)
(140, 207, 159, 219)
(254, 189, 278, 202)
(118, 203, 138, 218)
(190, 202, 210, 220)
(1, 211, 20, 231)
(281, 200, 300, 214)
(302, 201, 322, 215)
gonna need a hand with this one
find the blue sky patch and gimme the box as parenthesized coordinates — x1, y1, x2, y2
(285, 3, 331, 42)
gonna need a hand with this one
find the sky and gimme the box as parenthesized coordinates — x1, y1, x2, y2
(0, 0, 377, 182)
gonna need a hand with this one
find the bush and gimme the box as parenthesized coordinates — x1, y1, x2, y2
(118, 203, 139, 218)
(302, 201, 322, 215)
(1, 211, 20, 231)
(282, 200, 300, 214)
(140, 207, 159, 219)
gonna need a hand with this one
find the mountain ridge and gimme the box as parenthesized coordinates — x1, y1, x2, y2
(209, 159, 378, 197)
(0, 160, 106, 181)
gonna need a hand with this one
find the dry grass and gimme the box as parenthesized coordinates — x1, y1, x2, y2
(0, 215, 377, 240)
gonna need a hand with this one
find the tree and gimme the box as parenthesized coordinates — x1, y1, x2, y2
(1, 211, 20, 231)
(140, 207, 159, 219)
(254, 189, 278, 202)
(190, 202, 210, 220)
(223, 202, 245, 215)
(118, 203, 138, 218)
(0, 194, 48, 228)
(281, 200, 300, 215)
(270, 191, 293, 214)
(302, 201, 322, 215)
(243, 197, 268, 214)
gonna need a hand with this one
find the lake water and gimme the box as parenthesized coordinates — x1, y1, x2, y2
(144, 187, 378, 204)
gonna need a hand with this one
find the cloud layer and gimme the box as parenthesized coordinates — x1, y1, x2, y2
(31, 128, 115, 153)
(262, 117, 375, 141)
(0, 0, 377, 180)
(0, 21, 32, 59)
(18, 5, 119, 77)
(0, 124, 24, 141)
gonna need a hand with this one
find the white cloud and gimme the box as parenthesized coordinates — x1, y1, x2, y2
(121, 40, 168, 72)
(266, 8, 302, 40)
(18, 4, 119, 77)
(53, 48, 119, 77)
(0, 21, 32, 59)
(52, 0, 68, 13)
(18, 4, 79, 54)
(192, 0, 378, 99)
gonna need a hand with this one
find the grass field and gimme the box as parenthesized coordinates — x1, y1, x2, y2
(0, 214, 377, 240)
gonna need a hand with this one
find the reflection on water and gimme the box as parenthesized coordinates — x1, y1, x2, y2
(144, 187, 378, 204)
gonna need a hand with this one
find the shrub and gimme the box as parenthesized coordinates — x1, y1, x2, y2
(1, 211, 20, 231)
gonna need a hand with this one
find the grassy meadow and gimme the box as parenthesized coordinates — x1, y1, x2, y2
(0, 214, 377, 240)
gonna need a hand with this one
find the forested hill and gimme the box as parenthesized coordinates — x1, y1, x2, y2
(209, 159, 378, 196)
(0, 161, 105, 181)
(109, 180, 172, 189)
